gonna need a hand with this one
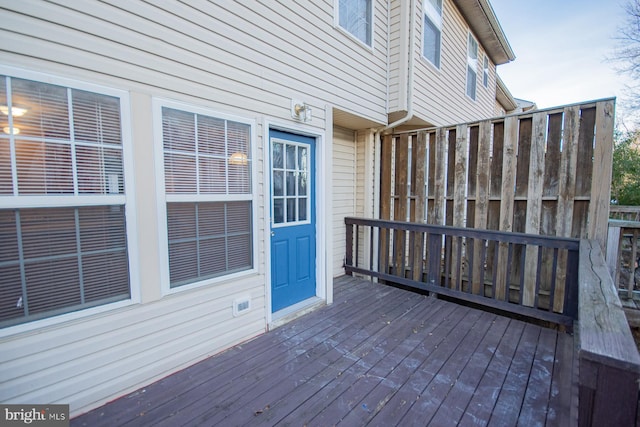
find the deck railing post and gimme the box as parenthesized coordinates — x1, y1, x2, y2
(345, 219, 353, 276)
(427, 232, 442, 287)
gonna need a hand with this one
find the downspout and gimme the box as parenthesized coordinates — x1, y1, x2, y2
(370, 0, 416, 276)
(374, 0, 416, 220)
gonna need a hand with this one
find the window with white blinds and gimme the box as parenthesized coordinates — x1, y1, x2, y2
(423, 0, 442, 68)
(338, 0, 373, 46)
(0, 74, 131, 328)
(160, 106, 253, 289)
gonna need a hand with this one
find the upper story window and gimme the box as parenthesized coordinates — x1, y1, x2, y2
(466, 33, 478, 100)
(483, 55, 489, 88)
(0, 71, 134, 329)
(423, 0, 442, 68)
(338, 0, 373, 46)
(156, 102, 255, 290)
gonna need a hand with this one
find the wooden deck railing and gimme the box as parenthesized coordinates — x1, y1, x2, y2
(610, 205, 640, 222)
(606, 219, 640, 299)
(345, 218, 640, 426)
(345, 217, 579, 328)
(578, 240, 640, 426)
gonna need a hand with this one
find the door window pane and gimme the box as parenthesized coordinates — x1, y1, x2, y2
(271, 140, 311, 226)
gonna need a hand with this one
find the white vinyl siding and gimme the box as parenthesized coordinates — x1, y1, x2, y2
(156, 103, 255, 291)
(332, 126, 356, 277)
(0, 72, 134, 330)
(411, 0, 497, 125)
(0, 0, 388, 417)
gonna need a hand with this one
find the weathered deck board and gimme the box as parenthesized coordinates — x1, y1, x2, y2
(72, 276, 576, 427)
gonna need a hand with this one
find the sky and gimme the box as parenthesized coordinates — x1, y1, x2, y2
(489, 0, 635, 126)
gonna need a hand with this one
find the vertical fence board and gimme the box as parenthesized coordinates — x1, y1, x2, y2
(523, 112, 548, 306)
(589, 100, 615, 250)
(543, 112, 563, 197)
(496, 116, 519, 300)
(490, 121, 505, 199)
(512, 119, 533, 299)
(412, 132, 428, 281)
(379, 134, 393, 273)
(451, 124, 468, 289)
(553, 105, 580, 312)
(394, 134, 409, 275)
(427, 132, 436, 223)
(473, 120, 492, 294)
(486, 122, 504, 293)
(576, 107, 596, 198)
(433, 128, 448, 225)
(515, 118, 533, 198)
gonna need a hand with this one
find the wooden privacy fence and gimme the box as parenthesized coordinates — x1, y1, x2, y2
(380, 98, 615, 310)
(609, 205, 640, 221)
(345, 217, 579, 327)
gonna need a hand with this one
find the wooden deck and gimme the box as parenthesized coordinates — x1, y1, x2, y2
(72, 276, 577, 426)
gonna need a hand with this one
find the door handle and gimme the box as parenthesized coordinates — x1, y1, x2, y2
(271, 231, 275, 237)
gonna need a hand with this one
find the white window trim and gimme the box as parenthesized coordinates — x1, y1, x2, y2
(483, 55, 490, 88)
(152, 98, 259, 296)
(334, 0, 375, 51)
(422, 0, 443, 69)
(0, 65, 140, 338)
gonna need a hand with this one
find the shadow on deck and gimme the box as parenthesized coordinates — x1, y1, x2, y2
(72, 276, 576, 426)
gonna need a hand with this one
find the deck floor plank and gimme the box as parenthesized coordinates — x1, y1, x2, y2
(425, 314, 512, 426)
(518, 327, 558, 426)
(154, 283, 414, 426)
(488, 323, 542, 426)
(72, 276, 576, 427)
(272, 297, 457, 426)
(209, 287, 427, 426)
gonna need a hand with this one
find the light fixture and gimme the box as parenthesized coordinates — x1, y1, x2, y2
(3, 126, 19, 135)
(291, 99, 312, 122)
(228, 152, 248, 165)
(0, 105, 27, 117)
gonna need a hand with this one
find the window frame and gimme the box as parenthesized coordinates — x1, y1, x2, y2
(0, 65, 139, 337)
(153, 98, 258, 295)
(422, 0, 443, 68)
(335, 0, 374, 49)
(466, 32, 479, 101)
(483, 55, 490, 88)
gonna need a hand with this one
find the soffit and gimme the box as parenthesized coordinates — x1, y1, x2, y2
(453, 0, 516, 65)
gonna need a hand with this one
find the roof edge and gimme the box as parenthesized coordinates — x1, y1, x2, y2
(454, 0, 516, 65)
(496, 75, 518, 111)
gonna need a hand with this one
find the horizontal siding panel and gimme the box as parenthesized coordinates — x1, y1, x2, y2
(2, 303, 264, 401)
(409, 0, 497, 125)
(332, 127, 356, 277)
(8, 0, 389, 122)
(1, 282, 265, 414)
(0, 275, 264, 362)
(36, 315, 264, 414)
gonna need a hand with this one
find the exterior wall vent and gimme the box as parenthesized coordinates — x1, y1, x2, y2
(233, 297, 251, 317)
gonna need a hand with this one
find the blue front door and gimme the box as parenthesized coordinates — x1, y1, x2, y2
(270, 130, 316, 312)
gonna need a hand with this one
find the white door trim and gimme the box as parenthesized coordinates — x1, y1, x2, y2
(262, 116, 330, 328)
